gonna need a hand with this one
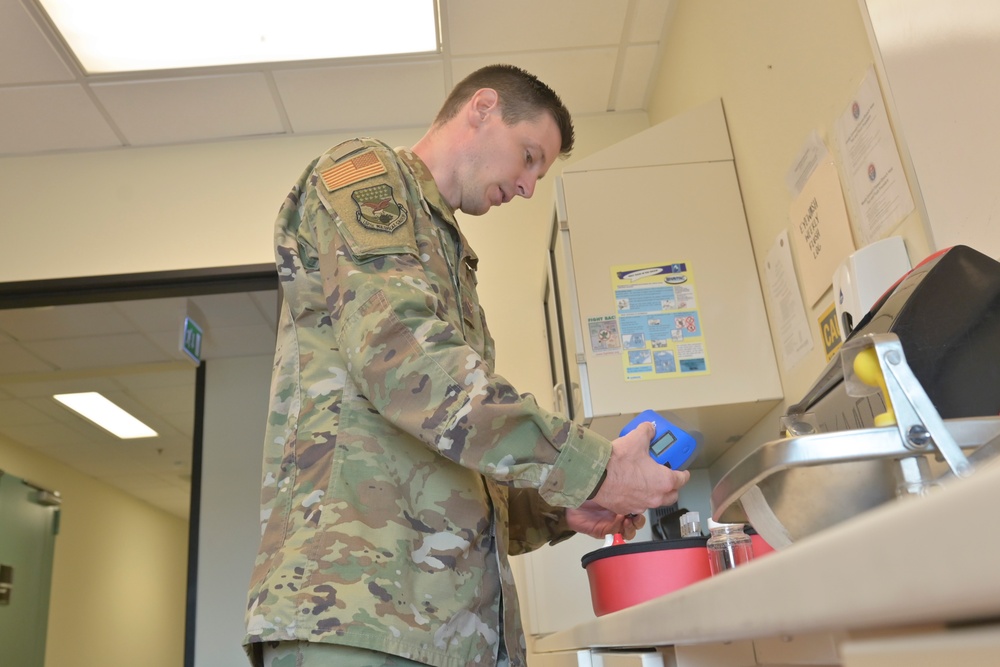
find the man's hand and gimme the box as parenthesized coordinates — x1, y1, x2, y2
(566, 500, 646, 540)
(591, 421, 690, 516)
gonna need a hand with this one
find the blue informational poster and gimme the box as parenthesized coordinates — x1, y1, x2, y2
(608, 261, 710, 382)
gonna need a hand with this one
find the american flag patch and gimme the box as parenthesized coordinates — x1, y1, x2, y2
(319, 151, 386, 191)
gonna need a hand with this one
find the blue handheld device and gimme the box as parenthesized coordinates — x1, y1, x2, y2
(619, 409, 698, 470)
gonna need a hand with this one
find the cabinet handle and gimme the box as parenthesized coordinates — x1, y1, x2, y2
(553, 382, 567, 417)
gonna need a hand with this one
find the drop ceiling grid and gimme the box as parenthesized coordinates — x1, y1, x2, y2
(0, 0, 675, 156)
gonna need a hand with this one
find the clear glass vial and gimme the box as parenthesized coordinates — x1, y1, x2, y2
(706, 519, 754, 575)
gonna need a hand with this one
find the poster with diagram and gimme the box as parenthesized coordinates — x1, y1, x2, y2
(610, 261, 710, 381)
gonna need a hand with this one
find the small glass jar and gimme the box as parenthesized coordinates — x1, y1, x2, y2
(706, 519, 754, 575)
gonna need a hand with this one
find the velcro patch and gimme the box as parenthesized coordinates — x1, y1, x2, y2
(319, 150, 386, 191)
(352, 183, 408, 233)
(314, 144, 418, 258)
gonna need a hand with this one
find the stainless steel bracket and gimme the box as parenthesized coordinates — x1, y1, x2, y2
(841, 333, 975, 478)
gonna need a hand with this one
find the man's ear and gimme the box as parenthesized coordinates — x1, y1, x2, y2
(468, 88, 500, 126)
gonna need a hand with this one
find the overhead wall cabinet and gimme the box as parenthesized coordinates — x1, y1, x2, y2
(548, 98, 781, 464)
(524, 99, 783, 637)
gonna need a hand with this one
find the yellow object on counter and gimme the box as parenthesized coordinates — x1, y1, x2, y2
(854, 347, 897, 426)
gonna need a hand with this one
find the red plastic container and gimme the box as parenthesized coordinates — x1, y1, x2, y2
(581, 538, 711, 616)
(749, 531, 775, 557)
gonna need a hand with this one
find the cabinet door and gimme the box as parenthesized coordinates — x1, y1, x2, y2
(544, 239, 572, 420)
(558, 160, 781, 457)
(518, 531, 604, 636)
(549, 210, 586, 422)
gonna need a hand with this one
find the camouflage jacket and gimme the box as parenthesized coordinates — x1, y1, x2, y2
(244, 139, 612, 667)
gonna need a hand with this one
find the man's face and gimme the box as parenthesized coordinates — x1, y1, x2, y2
(457, 109, 562, 216)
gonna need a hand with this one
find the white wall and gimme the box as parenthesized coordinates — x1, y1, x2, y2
(195, 354, 274, 667)
(647, 0, 933, 420)
(863, 0, 1000, 259)
(0, 129, 419, 283)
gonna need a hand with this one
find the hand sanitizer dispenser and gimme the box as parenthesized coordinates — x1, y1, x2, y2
(832, 236, 911, 338)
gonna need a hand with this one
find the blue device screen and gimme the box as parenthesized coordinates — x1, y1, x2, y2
(619, 409, 697, 470)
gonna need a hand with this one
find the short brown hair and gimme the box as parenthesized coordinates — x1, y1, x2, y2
(435, 64, 575, 156)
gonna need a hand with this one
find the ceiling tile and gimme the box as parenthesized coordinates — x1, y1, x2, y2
(630, 0, 676, 43)
(0, 302, 137, 341)
(274, 60, 445, 133)
(11, 376, 124, 400)
(0, 84, 121, 155)
(161, 410, 195, 438)
(452, 49, 619, 115)
(0, 420, 95, 448)
(72, 447, 151, 478)
(130, 441, 192, 474)
(201, 323, 277, 359)
(114, 366, 195, 389)
(614, 44, 658, 111)
(91, 73, 285, 146)
(250, 290, 279, 328)
(130, 383, 196, 415)
(0, 342, 55, 374)
(0, 398, 53, 426)
(0, 0, 75, 85)
(190, 291, 274, 328)
(445, 0, 628, 54)
(112, 297, 189, 336)
(24, 332, 171, 369)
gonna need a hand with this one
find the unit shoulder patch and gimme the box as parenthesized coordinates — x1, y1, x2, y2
(313, 147, 417, 259)
(352, 182, 408, 233)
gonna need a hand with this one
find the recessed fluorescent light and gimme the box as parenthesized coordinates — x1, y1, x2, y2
(54, 392, 158, 439)
(38, 0, 439, 74)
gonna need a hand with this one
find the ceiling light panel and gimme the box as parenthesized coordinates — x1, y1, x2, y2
(54, 391, 158, 439)
(38, 0, 439, 74)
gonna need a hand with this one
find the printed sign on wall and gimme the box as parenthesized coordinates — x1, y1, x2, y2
(610, 261, 710, 382)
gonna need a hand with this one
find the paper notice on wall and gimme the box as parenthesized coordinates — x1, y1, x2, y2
(587, 315, 622, 356)
(834, 66, 915, 246)
(789, 159, 856, 306)
(785, 130, 829, 197)
(765, 230, 813, 371)
(610, 261, 709, 382)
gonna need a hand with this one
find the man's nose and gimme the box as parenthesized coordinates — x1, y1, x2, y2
(516, 175, 537, 199)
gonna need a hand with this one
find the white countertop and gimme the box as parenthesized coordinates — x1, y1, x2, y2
(535, 457, 1000, 654)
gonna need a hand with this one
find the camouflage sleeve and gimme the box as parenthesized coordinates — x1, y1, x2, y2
(310, 159, 610, 509)
(506, 488, 576, 555)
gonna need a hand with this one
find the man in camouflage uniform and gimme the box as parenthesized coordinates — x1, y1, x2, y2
(244, 64, 690, 667)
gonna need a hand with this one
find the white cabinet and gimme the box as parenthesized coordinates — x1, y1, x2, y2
(523, 100, 782, 640)
(549, 99, 781, 465)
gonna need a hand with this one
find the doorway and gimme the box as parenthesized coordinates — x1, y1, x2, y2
(0, 264, 277, 667)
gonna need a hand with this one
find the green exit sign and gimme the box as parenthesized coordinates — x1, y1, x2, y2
(180, 317, 203, 364)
